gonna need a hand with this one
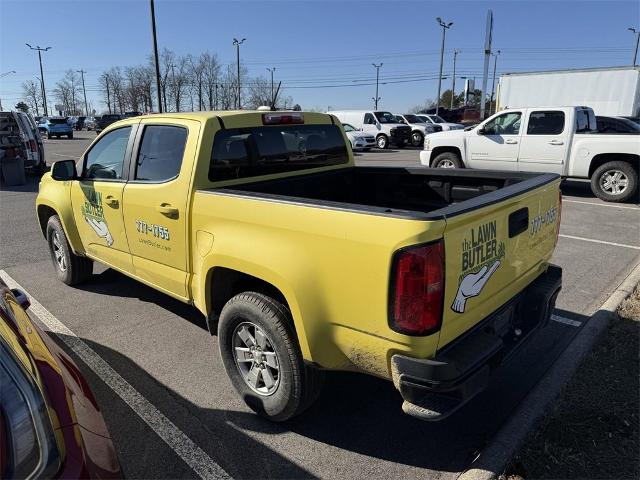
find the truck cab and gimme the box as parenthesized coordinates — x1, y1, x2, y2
(421, 106, 639, 202)
(328, 110, 412, 149)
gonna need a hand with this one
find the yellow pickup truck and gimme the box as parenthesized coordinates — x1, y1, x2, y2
(36, 111, 562, 422)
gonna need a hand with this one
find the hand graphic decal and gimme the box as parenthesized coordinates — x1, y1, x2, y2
(85, 217, 113, 246)
(451, 260, 501, 313)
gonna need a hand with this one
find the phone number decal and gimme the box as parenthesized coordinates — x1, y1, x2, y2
(531, 206, 558, 235)
(135, 220, 170, 240)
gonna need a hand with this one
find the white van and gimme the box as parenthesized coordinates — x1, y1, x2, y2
(328, 110, 412, 149)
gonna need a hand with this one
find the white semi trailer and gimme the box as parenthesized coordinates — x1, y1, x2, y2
(497, 66, 640, 117)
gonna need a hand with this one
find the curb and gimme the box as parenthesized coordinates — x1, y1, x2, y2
(458, 262, 640, 480)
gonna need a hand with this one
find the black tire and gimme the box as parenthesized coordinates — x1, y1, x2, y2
(376, 134, 388, 149)
(46, 216, 93, 286)
(431, 151, 463, 169)
(411, 131, 424, 147)
(33, 159, 47, 175)
(590, 161, 638, 203)
(68, 132, 73, 139)
(218, 292, 324, 422)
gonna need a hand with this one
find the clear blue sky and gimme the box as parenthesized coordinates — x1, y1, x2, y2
(1, 0, 638, 113)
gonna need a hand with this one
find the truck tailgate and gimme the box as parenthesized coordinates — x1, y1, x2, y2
(438, 176, 561, 350)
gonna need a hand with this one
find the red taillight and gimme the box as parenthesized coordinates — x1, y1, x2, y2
(29, 140, 37, 152)
(555, 191, 562, 247)
(262, 113, 304, 125)
(389, 240, 445, 336)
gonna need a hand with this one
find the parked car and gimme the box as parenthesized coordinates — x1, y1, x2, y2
(40, 117, 74, 139)
(95, 114, 122, 134)
(84, 116, 96, 130)
(394, 114, 437, 147)
(123, 111, 143, 118)
(342, 122, 375, 151)
(75, 116, 86, 130)
(39, 111, 562, 422)
(0, 279, 122, 478)
(420, 106, 640, 202)
(0, 111, 45, 172)
(328, 110, 412, 149)
(417, 114, 465, 131)
(595, 116, 640, 134)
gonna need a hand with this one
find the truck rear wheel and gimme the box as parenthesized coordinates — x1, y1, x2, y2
(432, 152, 463, 169)
(376, 135, 388, 149)
(591, 161, 638, 202)
(218, 292, 324, 422)
(46, 216, 93, 285)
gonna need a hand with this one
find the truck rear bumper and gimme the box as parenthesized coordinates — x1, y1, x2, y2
(391, 264, 562, 421)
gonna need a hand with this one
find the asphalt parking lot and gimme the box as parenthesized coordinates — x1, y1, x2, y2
(1, 131, 639, 479)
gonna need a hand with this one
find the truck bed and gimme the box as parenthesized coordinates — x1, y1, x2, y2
(212, 167, 559, 220)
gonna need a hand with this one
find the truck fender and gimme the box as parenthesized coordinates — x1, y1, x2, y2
(36, 199, 86, 256)
(196, 255, 312, 361)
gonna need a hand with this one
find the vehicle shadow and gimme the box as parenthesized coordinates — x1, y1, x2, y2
(0, 172, 43, 193)
(64, 266, 593, 476)
(561, 179, 640, 204)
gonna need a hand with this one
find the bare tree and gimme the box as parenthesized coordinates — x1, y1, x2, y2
(52, 70, 83, 115)
(159, 48, 175, 112)
(246, 76, 273, 109)
(201, 52, 221, 110)
(22, 80, 41, 116)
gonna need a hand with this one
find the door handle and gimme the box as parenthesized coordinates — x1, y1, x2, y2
(548, 140, 564, 145)
(157, 203, 179, 218)
(505, 139, 518, 144)
(105, 195, 119, 208)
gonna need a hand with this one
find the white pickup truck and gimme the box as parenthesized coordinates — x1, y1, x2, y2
(420, 106, 639, 202)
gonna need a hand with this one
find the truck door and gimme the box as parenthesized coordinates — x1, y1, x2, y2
(362, 113, 379, 136)
(70, 125, 136, 273)
(467, 111, 522, 170)
(121, 120, 199, 300)
(518, 110, 568, 174)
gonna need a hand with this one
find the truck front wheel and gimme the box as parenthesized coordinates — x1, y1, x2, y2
(218, 292, 324, 422)
(376, 135, 388, 149)
(591, 161, 638, 202)
(411, 131, 424, 147)
(46, 216, 93, 285)
(432, 151, 463, 169)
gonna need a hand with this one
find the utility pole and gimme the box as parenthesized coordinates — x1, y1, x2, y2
(26, 44, 51, 116)
(435, 17, 453, 115)
(149, 0, 163, 112)
(630, 28, 640, 66)
(105, 74, 112, 114)
(233, 38, 246, 109)
(76, 69, 89, 116)
(451, 49, 460, 109)
(372, 63, 383, 109)
(0, 71, 16, 111)
(490, 50, 501, 114)
(70, 74, 76, 115)
(267, 67, 276, 106)
(480, 9, 494, 119)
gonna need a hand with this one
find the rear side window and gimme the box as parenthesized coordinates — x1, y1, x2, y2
(84, 127, 131, 179)
(210, 124, 349, 181)
(526, 111, 565, 135)
(135, 125, 187, 182)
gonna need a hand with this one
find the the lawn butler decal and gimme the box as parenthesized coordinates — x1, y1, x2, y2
(452, 220, 505, 313)
(81, 190, 113, 246)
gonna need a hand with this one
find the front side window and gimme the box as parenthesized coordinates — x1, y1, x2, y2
(526, 111, 565, 135)
(135, 125, 187, 182)
(210, 124, 349, 181)
(429, 115, 446, 123)
(483, 112, 522, 135)
(374, 111, 398, 124)
(84, 127, 131, 180)
(364, 113, 376, 124)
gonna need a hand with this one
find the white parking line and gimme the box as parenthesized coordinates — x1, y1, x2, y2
(0, 270, 231, 480)
(563, 199, 640, 211)
(559, 234, 640, 251)
(550, 314, 582, 327)
(50, 152, 80, 159)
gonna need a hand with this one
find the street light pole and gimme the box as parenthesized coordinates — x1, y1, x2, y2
(372, 63, 382, 109)
(26, 44, 51, 116)
(490, 49, 501, 114)
(435, 17, 453, 116)
(267, 67, 276, 106)
(76, 69, 89, 116)
(451, 49, 460, 109)
(233, 38, 246, 109)
(149, 0, 163, 112)
(0, 71, 16, 111)
(629, 28, 640, 66)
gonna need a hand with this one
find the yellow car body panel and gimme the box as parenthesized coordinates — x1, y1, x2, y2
(36, 111, 561, 384)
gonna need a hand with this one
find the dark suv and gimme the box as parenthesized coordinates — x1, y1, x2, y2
(95, 114, 123, 134)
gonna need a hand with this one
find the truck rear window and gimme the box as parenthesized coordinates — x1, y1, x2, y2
(209, 124, 348, 181)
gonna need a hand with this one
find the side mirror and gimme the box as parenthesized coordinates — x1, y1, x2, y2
(477, 127, 485, 135)
(51, 159, 77, 180)
(11, 288, 30, 310)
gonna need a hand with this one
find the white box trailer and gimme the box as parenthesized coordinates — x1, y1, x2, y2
(497, 66, 640, 117)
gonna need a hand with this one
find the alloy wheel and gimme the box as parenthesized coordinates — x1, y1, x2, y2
(232, 321, 280, 396)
